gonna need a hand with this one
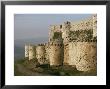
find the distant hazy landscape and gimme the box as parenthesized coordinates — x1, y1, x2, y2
(14, 37, 48, 60)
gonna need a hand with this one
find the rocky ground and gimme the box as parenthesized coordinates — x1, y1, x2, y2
(14, 59, 97, 76)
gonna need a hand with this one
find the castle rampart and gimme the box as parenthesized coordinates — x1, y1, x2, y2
(49, 15, 97, 43)
(49, 42, 64, 66)
(68, 42, 97, 71)
(93, 14, 97, 37)
(25, 14, 97, 72)
(36, 44, 46, 64)
(45, 43, 50, 64)
(63, 43, 69, 65)
(29, 45, 36, 60)
(25, 45, 29, 58)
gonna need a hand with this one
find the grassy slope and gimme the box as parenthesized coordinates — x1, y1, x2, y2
(14, 59, 97, 76)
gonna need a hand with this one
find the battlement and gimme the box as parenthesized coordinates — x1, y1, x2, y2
(49, 15, 96, 31)
(49, 43, 63, 46)
(49, 15, 97, 44)
(37, 43, 45, 46)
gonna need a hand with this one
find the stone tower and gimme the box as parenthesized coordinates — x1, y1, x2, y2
(49, 28, 64, 66)
(63, 43, 69, 65)
(62, 21, 71, 44)
(49, 25, 55, 42)
(62, 21, 71, 65)
(49, 41, 64, 66)
(29, 45, 36, 60)
(24, 14, 97, 72)
(25, 44, 29, 58)
(92, 14, 97, 37)
(45, 43, 50, 64)
(36, 44, 46, 65)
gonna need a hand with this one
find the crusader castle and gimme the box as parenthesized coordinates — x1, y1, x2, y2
(25, 15, 97, 71)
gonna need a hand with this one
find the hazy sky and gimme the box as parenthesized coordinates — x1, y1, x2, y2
(14, 14, 93, 40)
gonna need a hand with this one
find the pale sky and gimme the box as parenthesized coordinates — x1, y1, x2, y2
(14, 14, 93, 40)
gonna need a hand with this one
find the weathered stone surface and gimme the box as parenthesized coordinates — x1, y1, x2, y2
(29, 45, 36, 60)
(36, 45, 46, 64)
(69, 42, 97, 71)
(24, 15, 97, 72)
(49, 14, 97, 43)
(49, 42, 64, 66)
(25, 45, 29, 58)
(63, 44, 69, 65)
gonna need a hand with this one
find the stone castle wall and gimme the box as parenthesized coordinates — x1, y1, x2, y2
(68, 42, 97, 71)
(29, 45, 36, 60)
(25, 45, 29, 58)
(49, 42, 64, 66)
(36, 44, 46, 64)
(45, 43, 50, 64)
(93, 15, 97, 37)
(25, 43, 50, 64)
(70, 17, 93, 31)
(63, 43, 69, 65)
(25, 14, 97, 72)
(70, 15, 97, 38)
(49, 15, 97, 43)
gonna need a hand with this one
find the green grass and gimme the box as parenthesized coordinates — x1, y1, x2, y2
(14, 63, 26, 76)
(14, 58, 97, 76)
(14, 58, 25, 64)
(14, 58, 27, 76)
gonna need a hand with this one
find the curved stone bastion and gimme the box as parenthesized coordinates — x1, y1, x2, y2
(36, 44, 46, 65)
(29, 45, 36, 60)
(68, 42, 97, 71)
(25, 45, 29, 58)
(49, 42, 64, 66)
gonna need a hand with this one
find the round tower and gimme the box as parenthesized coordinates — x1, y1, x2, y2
(92, 14, 97, 37)
(45, 43, 49, 64)
(62, 21, 71, 44)
(63, 43, 69, 65)
(25, 44, 29, 58)
(29, 45, 36, 60)
(49, 41, 64, 66)
(36, 44, 46, 65)
(49, 25, 55, 42)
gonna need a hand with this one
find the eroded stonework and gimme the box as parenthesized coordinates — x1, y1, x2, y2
(49, 42, 64, 66)
(36, 44, 46, 65)
(63, 43, 69, 65)
(68, 42, 97, 71)
(29, 45, 36, 60)
(25, 45, 29, 58)
(25, 14, 97, 71)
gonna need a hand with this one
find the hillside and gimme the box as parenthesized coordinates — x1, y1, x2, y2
(14, 59, 96, 76)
